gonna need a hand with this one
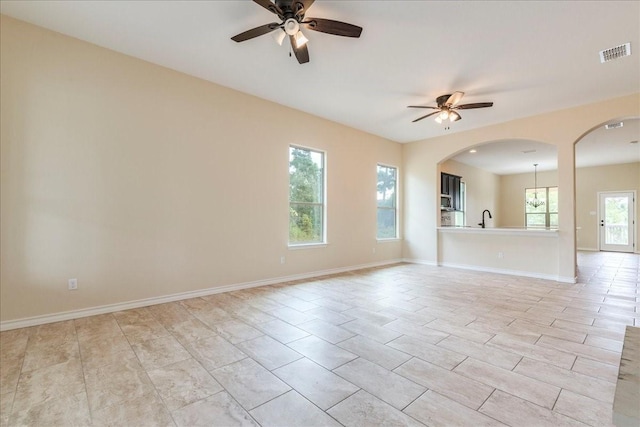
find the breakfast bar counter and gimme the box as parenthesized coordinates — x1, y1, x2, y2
(437, 226, 569, 282)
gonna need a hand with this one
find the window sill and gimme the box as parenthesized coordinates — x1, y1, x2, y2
(376, 238, 401, 243)
(288, 243, 328, 250)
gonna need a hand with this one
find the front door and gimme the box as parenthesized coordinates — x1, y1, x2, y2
(599, 191, 635, 253)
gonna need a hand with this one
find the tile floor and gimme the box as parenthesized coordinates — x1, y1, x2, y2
(0, 251, 638, 426)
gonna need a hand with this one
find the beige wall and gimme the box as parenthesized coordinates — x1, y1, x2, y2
(403, 93, 640, 279)
(498, 169, 558, 228)
(438, 229, 560, 279)
(2, 14, 639, 325)
(440, 159, 500, 227)
(498, 163, 639, 250)
(0, 16, 402, 323)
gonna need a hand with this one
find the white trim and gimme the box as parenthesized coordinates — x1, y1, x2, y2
(401, 258, 438, 266)
(0, 259, 403, 331)
(437, 227, 558, 237)
(437, 261, 576, 284)
(288, 243, 328, 250)
(577, 247, 598, 252)
(376, 238, 402, 243)
(288, 144, 328, 246)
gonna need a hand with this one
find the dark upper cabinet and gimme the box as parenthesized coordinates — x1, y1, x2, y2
(441, 172, 462, 211)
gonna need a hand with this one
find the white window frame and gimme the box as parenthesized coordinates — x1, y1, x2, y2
(376, 163, 399, 240)
(288, 145, 327, 247)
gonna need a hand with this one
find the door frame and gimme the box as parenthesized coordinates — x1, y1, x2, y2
(597, 190, 636, 253)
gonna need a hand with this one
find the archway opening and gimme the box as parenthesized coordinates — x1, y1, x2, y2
(437, 138, 558, 229)
(574, 117, 640, 277)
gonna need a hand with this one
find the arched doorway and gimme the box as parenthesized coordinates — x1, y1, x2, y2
(574, 117, 640, 280)
(438, 138, 558, 229)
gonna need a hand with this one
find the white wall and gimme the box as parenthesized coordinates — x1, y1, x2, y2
(0, 16, 402, 323)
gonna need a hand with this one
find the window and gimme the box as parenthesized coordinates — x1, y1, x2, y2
(377, 164, 397, 239)
(454, 181, 466, 226)
(525, 187, 558, 228)
(289, 146, 325, 244)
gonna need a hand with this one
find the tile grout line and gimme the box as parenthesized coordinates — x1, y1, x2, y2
(72, 319, 94, 425)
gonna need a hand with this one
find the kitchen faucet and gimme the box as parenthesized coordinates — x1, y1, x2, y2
(478, 209, 492, 228)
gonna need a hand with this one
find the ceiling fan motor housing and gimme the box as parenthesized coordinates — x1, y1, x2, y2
(436, 94, 453, 108)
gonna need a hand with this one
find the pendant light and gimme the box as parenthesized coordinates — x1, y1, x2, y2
(526, 163, 545, 208)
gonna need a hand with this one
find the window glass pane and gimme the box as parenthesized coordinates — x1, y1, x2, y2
(526, 213, 546, 227)
(377, 165, 397, 238)
(289, 146, 324, 244)
(548, 187, 558, 213)
(605, 196, 629, 245)
(377, 165, 397, 208)
(289, 203, 323, 243)
(377, 208, 396, 239)
(549, 213, 559, 228)
(289, 147, 323, 203)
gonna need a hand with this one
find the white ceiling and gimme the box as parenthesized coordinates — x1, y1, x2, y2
(451, 118, 640, 175)
(1, 1, 639, 173)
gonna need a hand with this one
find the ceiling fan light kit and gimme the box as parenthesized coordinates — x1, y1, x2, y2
(294, 31, 309, 48)
(526, 163, 545, 209)
(231, 0, 363, 64)
(408, 92, 494, 124)
(272, 28, 286, 45)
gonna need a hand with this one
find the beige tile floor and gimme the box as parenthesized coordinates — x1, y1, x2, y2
(1, 251, 638, 426)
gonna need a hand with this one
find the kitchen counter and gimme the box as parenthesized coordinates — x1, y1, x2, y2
(437, 226, 571, 282)
(438, 226, 558, 237)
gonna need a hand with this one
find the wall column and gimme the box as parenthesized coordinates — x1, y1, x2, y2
(557, 141, 577, 282)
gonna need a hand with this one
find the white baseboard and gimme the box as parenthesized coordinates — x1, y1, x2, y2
(577, 247, 598, 252)
(401, 258, 438, 266)
(437, 261, 577, 284)
(0, 259, 403, 331)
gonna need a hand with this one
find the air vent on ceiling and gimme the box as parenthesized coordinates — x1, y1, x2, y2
(599, 42, 631, 63)
(605, 122, 624, 130)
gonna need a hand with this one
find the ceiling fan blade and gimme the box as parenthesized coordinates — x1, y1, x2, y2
(407, 105, 438, 109)
(231, 23, 280, 42)
(446, 91, 465, 106)
(290, 35, 310, 64)
(253, 0, 283, 17)
(412, 111, 440, 123)
(455, 102, 494, 110)
(302, 18, 363, 37)
(293, 0, 315, 16)
(450, 111, 462, 122)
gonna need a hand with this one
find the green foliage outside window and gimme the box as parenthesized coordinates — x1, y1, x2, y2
(289, 146, 324, 244)
(377, 165, 397, 238)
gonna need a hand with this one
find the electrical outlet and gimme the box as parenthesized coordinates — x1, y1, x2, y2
(372, 247, 376, 254)
(68, 278, 78, 290)
(280, 256, 285, 264)
(498, 252, 504, 259)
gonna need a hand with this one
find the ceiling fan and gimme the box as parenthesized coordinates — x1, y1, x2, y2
(408, 92, 494, 123)
(231, 0, 362, 64)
